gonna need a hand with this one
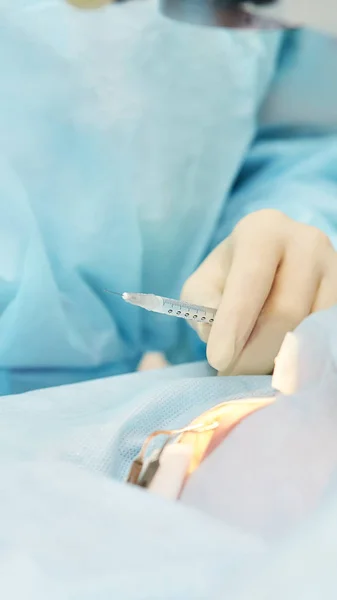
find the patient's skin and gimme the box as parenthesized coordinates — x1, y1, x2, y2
(202, 398, 274, 460)
(181, 396, 337, 539)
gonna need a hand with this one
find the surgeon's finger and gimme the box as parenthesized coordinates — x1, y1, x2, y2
(226, 253, 320, 375)
(207, 235, 283, 373)
(312, 271, 337, 313)
(181, 238, 232, 342)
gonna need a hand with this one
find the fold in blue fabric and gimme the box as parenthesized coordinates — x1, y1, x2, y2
(0, 2, 336, 392)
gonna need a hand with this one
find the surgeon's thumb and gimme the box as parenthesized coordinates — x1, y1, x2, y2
(181, 239, 232, 343)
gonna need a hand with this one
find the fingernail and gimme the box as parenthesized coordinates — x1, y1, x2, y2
(220, 324, 255, 374)
(219, 350, 239, 375)
(208, 333, 237, 373)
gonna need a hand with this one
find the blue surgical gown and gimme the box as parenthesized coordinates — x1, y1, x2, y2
(0, 1, 337, 394)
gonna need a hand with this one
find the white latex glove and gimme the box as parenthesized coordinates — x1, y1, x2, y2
(137, 352, 170, 371)
(181, 209, 337, 375)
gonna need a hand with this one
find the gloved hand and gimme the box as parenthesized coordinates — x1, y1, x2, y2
(181, 209, 337, 375)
